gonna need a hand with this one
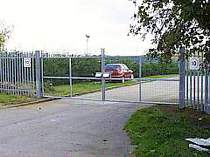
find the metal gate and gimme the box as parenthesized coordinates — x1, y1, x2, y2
(3, 49, 210, 113)
(103, 54, 179, 104)
(42, 49, 179, 104)
(42, 52, 102, 100)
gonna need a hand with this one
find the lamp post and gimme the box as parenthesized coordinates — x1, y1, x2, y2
(85, 34, 90, 55)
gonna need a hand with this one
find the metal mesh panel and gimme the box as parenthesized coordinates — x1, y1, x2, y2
(140, 78, 179, 104)
(42, 54, 102, 100)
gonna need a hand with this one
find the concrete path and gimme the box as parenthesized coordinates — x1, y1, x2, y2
(77, 77, 179, 103)
(0, 99, 151, 157)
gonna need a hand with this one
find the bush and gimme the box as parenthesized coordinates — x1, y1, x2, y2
(43, 56, 179, 85)
(44, 80, 55, 92)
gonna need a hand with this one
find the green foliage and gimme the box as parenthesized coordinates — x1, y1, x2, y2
(0, 22, 12, 51)
(72, 58, 100, 77)
(0, 93, 32, 105)
(44, 81, 55, 93)
(125, 106, 210, 157)
(142, 62, 178, 77)
(106, 56, 178, 77)
(0, 34, 5, 51)
(43, 56, 178, 85)
(43, 58, 100, 78)
(130, 0, 210, 61)
(43, 58, 69, 77)
(44, 80, 137, 96)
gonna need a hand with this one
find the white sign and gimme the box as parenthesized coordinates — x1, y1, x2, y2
(24, 58, 31, 68)
(95, 72, 102, 78)
(189, 57, 199, 70)
(95, 72, 110, 78)
(103, 73, 110, 78)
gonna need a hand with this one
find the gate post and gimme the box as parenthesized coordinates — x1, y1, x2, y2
(204, 70, 209, 113)
(179, 47, 185, 109)
(35, 50, 43, 98)
(101, 48, 105, 101)
(69, 57, 73, 97)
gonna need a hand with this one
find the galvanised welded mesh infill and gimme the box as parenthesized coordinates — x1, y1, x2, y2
(104, 55, 179, 104)
(41, 51, 180, 104)
(140, 77, 179, 104)
(139, 55, 179, 104)
(42, 53, 102, 100)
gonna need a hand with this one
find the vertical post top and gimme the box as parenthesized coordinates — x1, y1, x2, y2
(35, 50, 41, 58)
(179, 47, 185, 61)
(180, 47, 185, 54)
(101, 48, 105, 73)
(101, 48, 105, 54)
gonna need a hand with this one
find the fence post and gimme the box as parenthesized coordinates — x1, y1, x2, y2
(101, 48, 105, 101)
(139, 56, 142, 102)
(69, 57, 73, 97)
(204, 61, 210, 114)
(35, 50, 43, 98)
(179, 47, 185, 109)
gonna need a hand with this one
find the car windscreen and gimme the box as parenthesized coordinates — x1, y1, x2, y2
(105, 65, 121, 71)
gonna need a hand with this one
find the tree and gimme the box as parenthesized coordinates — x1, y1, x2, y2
(0, 22, 11, 51)
(129, 0, 210, 61)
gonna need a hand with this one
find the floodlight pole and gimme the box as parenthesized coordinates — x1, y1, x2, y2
(86, 37, 89, 54)
(85, 34, 90, 55)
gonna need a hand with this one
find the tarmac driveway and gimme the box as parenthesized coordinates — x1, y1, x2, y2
(77, 77, 179, 103)
(0, 99, 150, 157)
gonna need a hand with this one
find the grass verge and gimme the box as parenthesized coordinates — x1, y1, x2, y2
(144, 74, 178, 79)
(0, 93, 35, 106)
(44, 80, 137, 96)
(124, 105, 210, 157)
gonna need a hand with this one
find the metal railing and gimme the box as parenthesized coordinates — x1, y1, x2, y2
(0, 52, 36, 96)
(184, 51, 210, 112)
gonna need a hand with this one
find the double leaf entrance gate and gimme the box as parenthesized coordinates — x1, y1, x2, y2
(2, 48, 210, 113)
(42, 49, 179, 104)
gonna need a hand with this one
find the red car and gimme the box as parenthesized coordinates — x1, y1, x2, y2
(104, 64, 134, 79)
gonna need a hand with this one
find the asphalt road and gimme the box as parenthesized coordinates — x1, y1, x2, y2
(0, 99, 150, 157)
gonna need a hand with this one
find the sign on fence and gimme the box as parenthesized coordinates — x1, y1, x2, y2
(189, 57, 199, 70)
(24, 58, 31, 68)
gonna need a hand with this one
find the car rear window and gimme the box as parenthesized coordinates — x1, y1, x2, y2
(105, 64, 121, 70)
(122, 64, 129, 70)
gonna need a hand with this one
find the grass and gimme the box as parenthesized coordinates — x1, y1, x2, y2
(44, 80, 137, 96)
(124, 105, 210, 157)
(0, 93, 33, 106)
(144, 74, 178, 79)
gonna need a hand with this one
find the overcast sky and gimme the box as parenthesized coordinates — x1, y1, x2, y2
(0, 0, 153, 55)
